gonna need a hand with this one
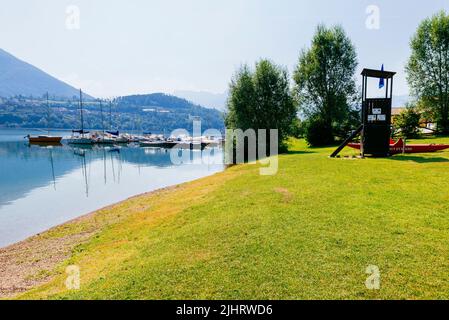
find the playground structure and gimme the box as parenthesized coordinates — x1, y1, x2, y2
(331, 68, 449, 158)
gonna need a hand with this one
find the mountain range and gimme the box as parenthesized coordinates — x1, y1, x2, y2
(174, 90, 228, 111)
(0, 47, 409, 131)
(0, 93, 224, 132)
(0, 48, 224, 131)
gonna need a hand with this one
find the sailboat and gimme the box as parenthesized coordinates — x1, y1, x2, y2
(27, 93, 63, 144)
(66, 89, 94, 145)
(92, 100, 116, 145)
(107, 100, 129, 144)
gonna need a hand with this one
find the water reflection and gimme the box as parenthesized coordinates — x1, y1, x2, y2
(0, 132, 224, 247)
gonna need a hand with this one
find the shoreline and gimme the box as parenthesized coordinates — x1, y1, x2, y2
(0, 184, 178, 251)
(0, 183, 183, 298)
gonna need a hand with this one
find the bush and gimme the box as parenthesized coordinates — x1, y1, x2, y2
(393, 107, 421, 138)
(290, 118, 304, 139)
(304, 117, 334, 146)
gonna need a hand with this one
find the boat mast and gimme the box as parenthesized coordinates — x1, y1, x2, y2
(109, 100, 113, 131)
(100, 99, 105, 134)
(46, 92, 50, 135)
(79, 89, 84, 137)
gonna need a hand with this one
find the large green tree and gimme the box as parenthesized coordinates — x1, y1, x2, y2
(293, 25, 358, 146)
(406, 11, 449, 134)
(226, 59, 297, 152)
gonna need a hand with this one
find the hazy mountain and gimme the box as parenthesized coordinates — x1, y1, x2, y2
(392, 95, 411, 108)
(0, 48, 91, 99)
(174, 90, 228, 111)
(175, 90, 411, 110)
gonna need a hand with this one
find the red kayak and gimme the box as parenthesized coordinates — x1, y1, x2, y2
(347, 138, 449, 155)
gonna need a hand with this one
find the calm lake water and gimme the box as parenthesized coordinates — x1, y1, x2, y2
(0, 129, 224, 248)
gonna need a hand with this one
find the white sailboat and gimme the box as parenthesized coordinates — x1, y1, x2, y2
(92, 100, 116, 144)
(66, 89, 94, 145)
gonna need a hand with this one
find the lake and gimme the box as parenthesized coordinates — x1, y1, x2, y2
(0, 129, 224, 248)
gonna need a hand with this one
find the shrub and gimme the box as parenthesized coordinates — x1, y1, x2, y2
(393, 107, 421, 138)
(290, 118, 304, 139)
(304, 117, 334, 146)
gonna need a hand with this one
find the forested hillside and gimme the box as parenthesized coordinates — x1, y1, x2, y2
(0, 93, 224, 133)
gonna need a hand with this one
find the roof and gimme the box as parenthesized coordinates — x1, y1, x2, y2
(361, 68, 396, 79)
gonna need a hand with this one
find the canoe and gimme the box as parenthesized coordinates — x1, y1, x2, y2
(347, 139, 449, 154)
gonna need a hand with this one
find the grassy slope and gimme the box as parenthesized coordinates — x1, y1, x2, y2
(20, 138, 449, 299)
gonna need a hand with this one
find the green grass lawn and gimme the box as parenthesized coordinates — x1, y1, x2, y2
(19, 137, 449, 299)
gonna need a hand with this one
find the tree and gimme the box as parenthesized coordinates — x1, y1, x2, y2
(293, 25, 359, 146)
(393, 106, 421, 138)
(226, 59, 297, 152)
(406, 11, 449, 134)
(225, 65, 256, 131)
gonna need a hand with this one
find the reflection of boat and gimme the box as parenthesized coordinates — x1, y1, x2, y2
(73, 148, 86, 157)
(140, 141, 174, 148)
(27, 93, 63, 145)
(347, 138, 449, 155)
(175, 142, 209, 150)
(109, 147, 121, 153)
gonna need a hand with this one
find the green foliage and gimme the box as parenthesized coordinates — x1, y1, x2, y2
(226, 59, 297, 152)
(225, 65, 255, 131)
(289, 118, 304, 139)
(304, 116, 334, 146)
(393, 106, 421, 138)
(293, 25, 359, 146)
(406, 10, 449, 134)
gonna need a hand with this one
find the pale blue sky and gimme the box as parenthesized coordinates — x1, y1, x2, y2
(0, 0, 448, 98)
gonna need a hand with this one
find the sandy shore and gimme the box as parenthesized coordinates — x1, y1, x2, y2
(0, 186, 176, 299)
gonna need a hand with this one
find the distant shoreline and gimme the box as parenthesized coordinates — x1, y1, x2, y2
(0, 127, 163, 134)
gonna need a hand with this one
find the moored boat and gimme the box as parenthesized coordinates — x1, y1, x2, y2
(66, 136, 94, 145)
(27, 93, 63, 145)
(27, 135, 62, 144)
(140, 140, 209, 150)
(66, 90, 94, 145)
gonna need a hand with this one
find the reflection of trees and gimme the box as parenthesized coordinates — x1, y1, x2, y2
(0, 140, 223, 204)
